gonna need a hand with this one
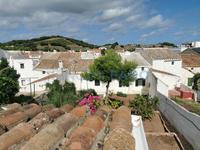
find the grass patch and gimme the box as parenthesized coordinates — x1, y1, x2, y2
(171, 97, 200, 115)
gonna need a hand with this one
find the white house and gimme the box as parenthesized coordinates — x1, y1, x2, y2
(180, 41, 200, 52)
(180, 48, 200, 87)
(6, 51, 47, 94)
(139, 48, 182, 97)
(33, 51, 151, 95)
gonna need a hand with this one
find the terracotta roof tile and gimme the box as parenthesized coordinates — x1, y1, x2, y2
(103, 128, 135, 150)
(181, 54, 200, 67)
(110, 106, 132, 132)
(70, 106, 88, 117)
(0, 111, 28, 129)
(60, 104, 73, 113)
(0, 123, 35, 150)
(35, 52, 93, 72)
(82, 116, 104, 133)
(21, 113, 78, 150)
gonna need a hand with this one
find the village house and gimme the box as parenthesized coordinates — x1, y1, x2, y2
(138, 48, 182, 97)
(33, 51, 151, 95)
(0, 50, 48, 94)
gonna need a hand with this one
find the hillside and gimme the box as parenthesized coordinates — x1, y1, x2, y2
(0, 35, 98, 51)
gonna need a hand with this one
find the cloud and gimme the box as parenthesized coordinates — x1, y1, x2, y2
(0, 0, 171, 42)
(142, 15, 171, 28)
(103, 23, 123, 32)
(100, 7, 131, 21)
(140, 28, 168, 40)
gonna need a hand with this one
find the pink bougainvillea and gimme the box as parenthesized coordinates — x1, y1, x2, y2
(78, 94, 101, 113)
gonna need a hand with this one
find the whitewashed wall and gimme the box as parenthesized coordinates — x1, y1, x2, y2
(181, 68, 194, 87)
(152, 59, 182, 76)
(157, 79, 169, 96)
(9, 58, 46, 93)
(185, 67, 200, 74)
(66, 66, 149, 95)
(67, 74, 143, 95)
(157, 92, 200, 150)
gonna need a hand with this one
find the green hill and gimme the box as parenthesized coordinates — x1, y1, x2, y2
(0, 35, 98, 51)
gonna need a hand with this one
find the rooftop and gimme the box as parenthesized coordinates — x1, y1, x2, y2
(0, 103, 184, 150)
(138, 48, 181, 64)
(35, 52, 93, 72)
(120, 52, 151, 67)
(181, 49, 200, 67)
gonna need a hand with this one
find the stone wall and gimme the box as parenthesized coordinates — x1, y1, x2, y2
(157, 92, 200, 150)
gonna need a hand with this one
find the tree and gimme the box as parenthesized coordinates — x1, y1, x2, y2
(192, 73, 200, 91)
(192, 73, 200, 101)
(81, 50, 137, 95)
(46, 80, 78, 107)
(0, 58, 20, 104)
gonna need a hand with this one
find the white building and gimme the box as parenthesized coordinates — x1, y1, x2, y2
(139, 48, 182, 97)
(180, 41, 200, 52)
(5, 51, 47, 94)
(33, 51, 150, 95)
(180, 48, 200, 87)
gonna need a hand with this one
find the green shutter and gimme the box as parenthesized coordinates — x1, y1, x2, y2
(187, 78, 193, 86)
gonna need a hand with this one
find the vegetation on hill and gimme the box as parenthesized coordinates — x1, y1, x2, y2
(159, 42, 177, 47)
(0, 35, 98, 51)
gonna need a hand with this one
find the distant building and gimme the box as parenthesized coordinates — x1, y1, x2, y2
(180, 48, 200, 87)
(180, 41, 200, 51)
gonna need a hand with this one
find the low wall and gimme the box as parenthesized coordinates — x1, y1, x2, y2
(157, 92, 200, 150)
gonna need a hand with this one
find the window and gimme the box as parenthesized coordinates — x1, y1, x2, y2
(119, 80, 122, 87)
(42, 71, 46, 74)
(171, 61, 174, 65)
(141, 67, 144, 71)
(187, 78, 193, 86)
(135, 78, 145, 86)
(95, 80, 100, 86)
(20, 63, 24, 69)
(21, 80, 25, 86)
(119, 80, 129, 87)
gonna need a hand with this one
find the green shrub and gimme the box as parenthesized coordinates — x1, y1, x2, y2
(107, 98, 122, 109)
(46, 80, 78, 107)
(129, 95, 159, 120)
(116, 92, 127, 97)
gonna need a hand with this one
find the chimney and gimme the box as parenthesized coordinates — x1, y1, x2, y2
(58, 60, 63, 70)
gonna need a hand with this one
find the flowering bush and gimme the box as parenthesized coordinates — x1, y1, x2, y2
(78, 93, 101, 113)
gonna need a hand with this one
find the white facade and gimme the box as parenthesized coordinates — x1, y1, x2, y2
(8, 57, 48, 93)
(152, 59, 182, 77)
(148, 70, 180, 97)
(181, 68, 194, 87)
(192, 41, 200, 48)
(65, 66, 149, 95)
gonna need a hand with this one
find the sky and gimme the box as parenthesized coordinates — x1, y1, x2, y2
(0, 0, 199, 45)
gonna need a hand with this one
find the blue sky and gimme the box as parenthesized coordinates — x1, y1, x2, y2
(0, 0, 199, 45)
